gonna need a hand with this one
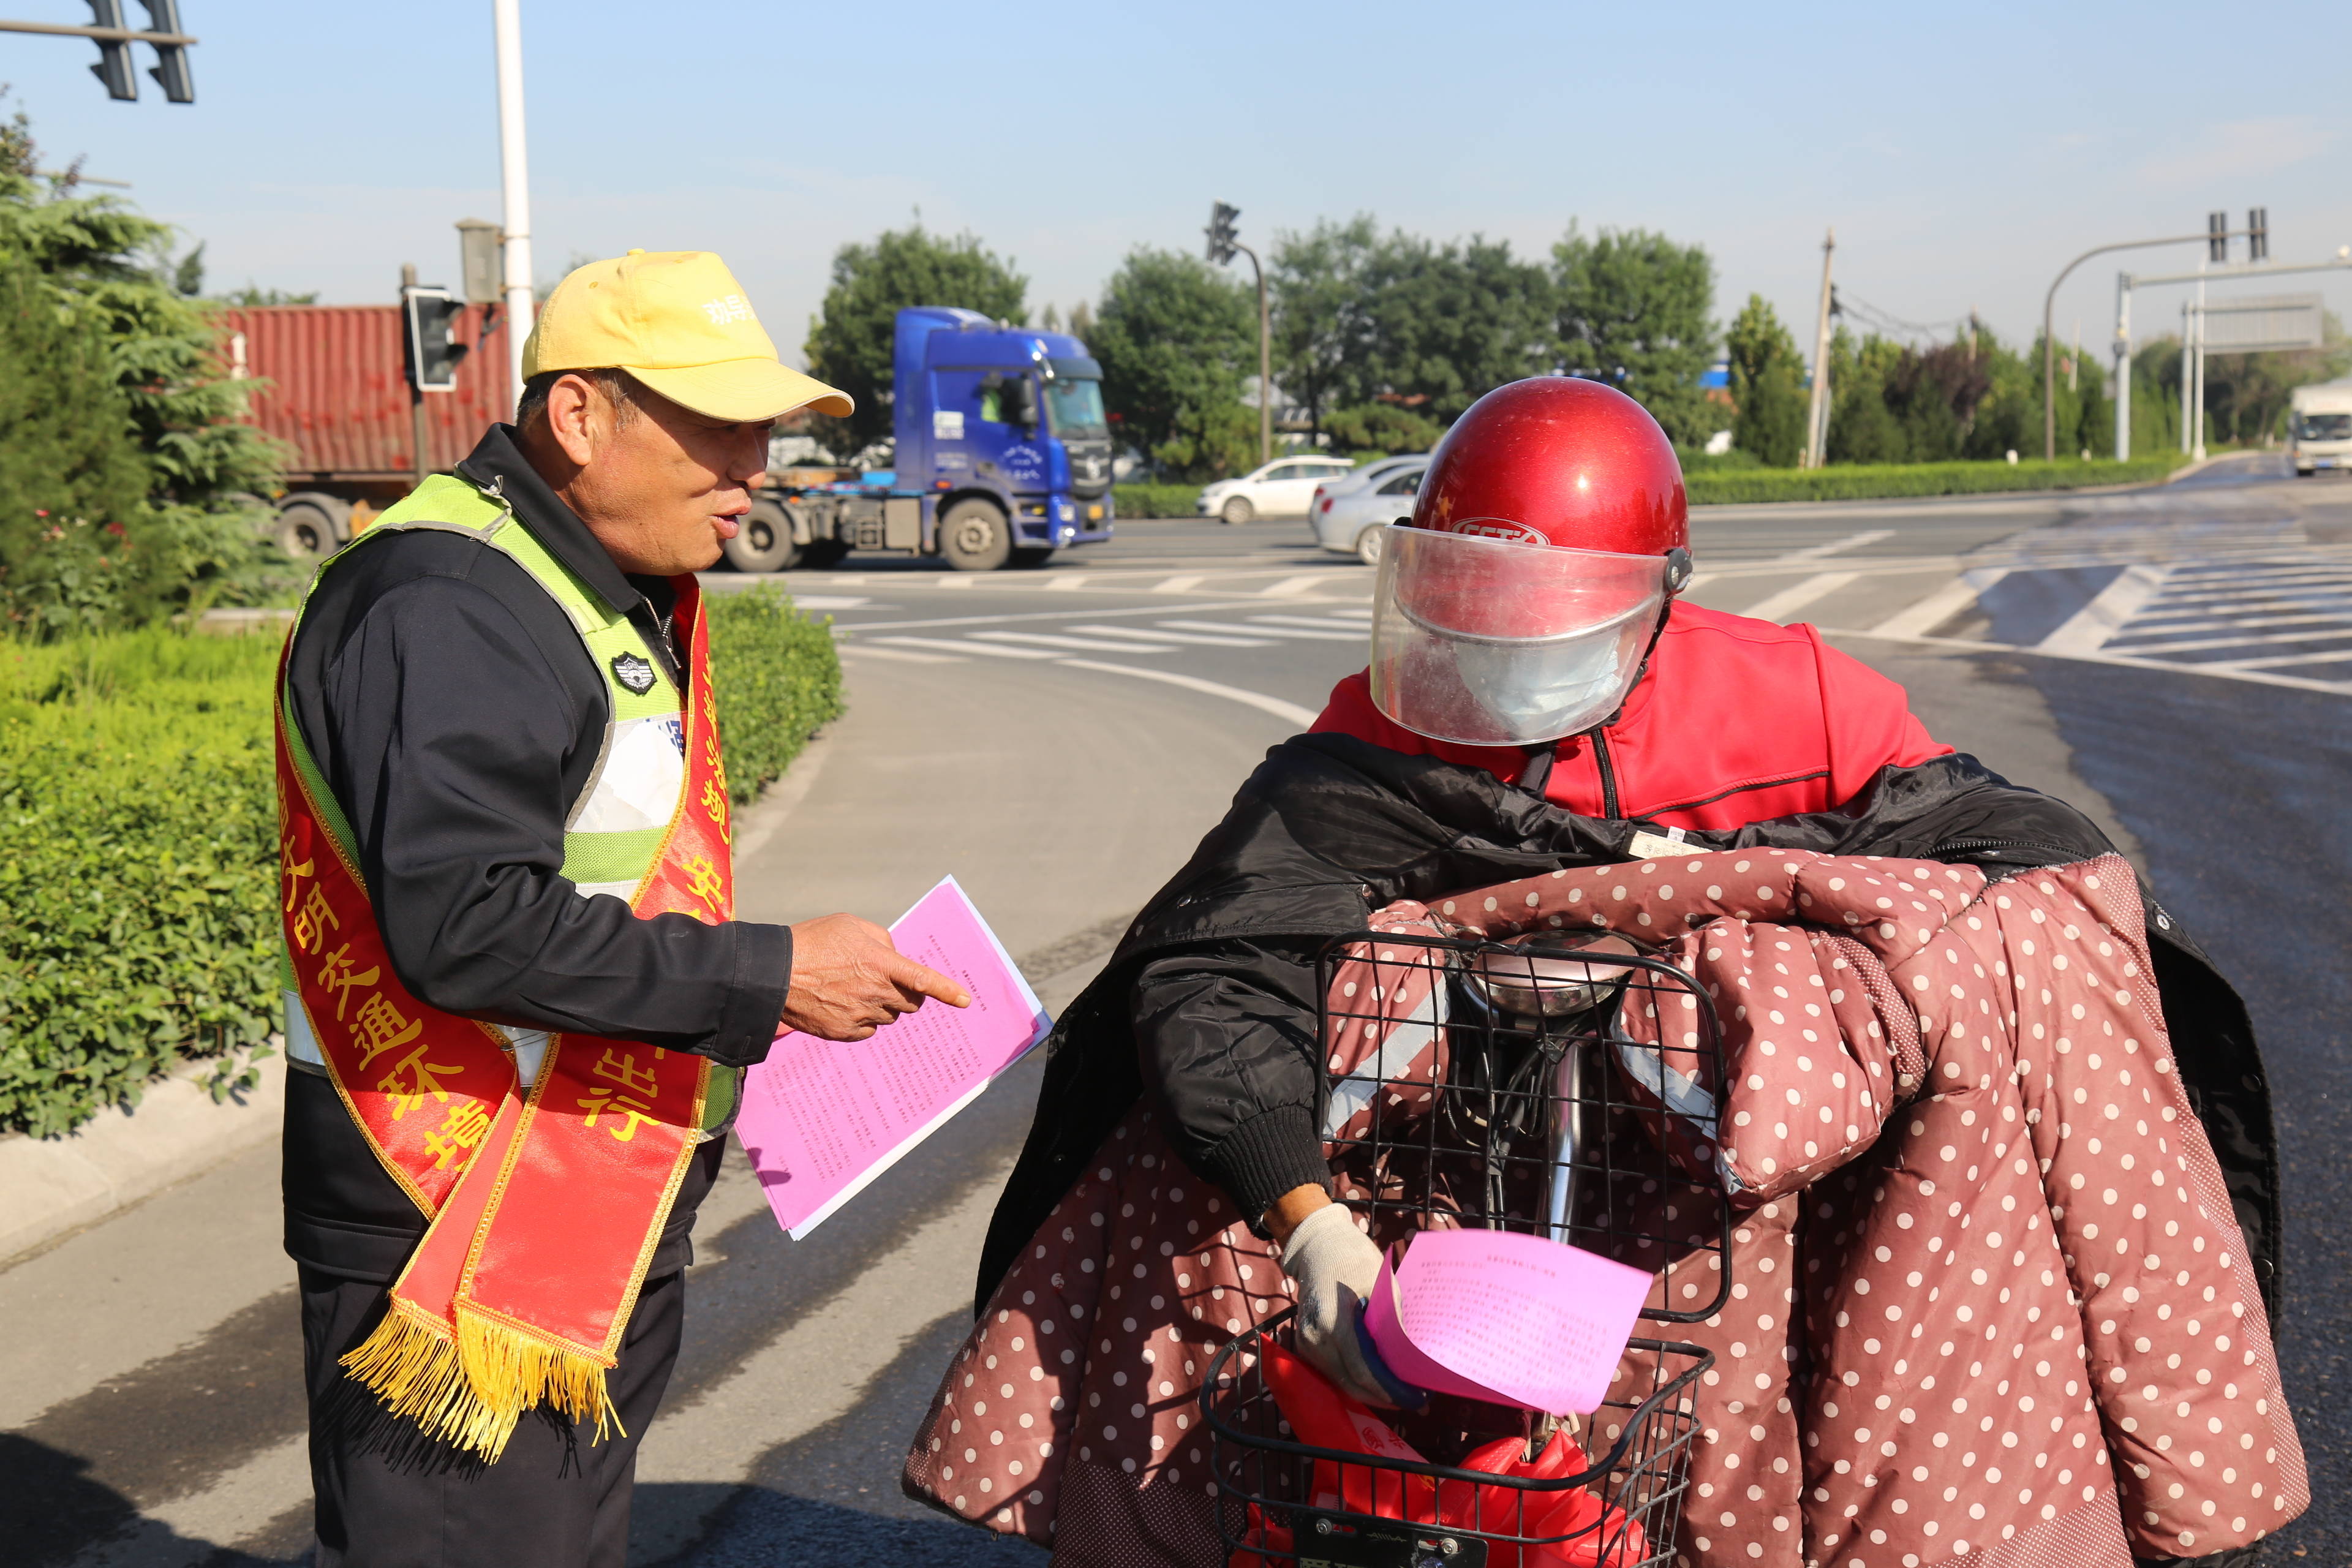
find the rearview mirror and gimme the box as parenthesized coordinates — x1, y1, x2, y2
(1002, 375, 1038, 431)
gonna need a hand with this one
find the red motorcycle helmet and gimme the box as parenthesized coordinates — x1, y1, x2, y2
(1412, 376, 1689, 554)
(1370, 379, 1692, 746)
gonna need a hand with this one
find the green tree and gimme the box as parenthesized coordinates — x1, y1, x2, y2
(1724, 294, 1806, 467)
(1088, 247, 1256, 481)
(0, 92, 282, 633)
(1343, 230, 1551, 422)
(1553, 224, 1718, 446)
(801, 225, 1027, 456)
(1270, 214, 1379, 439)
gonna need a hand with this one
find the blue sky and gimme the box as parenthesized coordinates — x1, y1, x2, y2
(9, 0, 2350, 372)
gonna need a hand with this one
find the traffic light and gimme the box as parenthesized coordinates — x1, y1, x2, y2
(456, 218, 502, 304)
(140, 1, 195, 104)
(1206, 202, 1239, 266)
(2207, 210, 2228, 263)
(402, 285, 469, 393)
(86, 1, 137, 100)
(2248, 207, 2269, 263)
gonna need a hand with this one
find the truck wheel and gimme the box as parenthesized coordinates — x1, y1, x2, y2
(274, 494, 349, 560)
(720, 498, 802, 573)
(799, 538, 851, 571)
(940, 499, 1012, 571)
(1220, 496, 1255, 526)
(1009, 546, 1056, 570)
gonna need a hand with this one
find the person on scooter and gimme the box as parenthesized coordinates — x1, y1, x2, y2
(900, 379, 2285, 1568)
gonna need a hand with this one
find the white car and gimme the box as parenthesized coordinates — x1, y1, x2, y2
(1196, 456, 1357, 525)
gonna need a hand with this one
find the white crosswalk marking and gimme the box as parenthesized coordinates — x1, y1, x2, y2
(2038, 564, 2173, 656)
(1784, 529, 1894, 560)
(1740, 571, 1858, 624)
(1257, 575, 1329, 597)
(873, 636, 1057, 659)
(972, 630, 1181, 653)
(839, 644, 963, 664)
(1869, 569, 2010, 638)
(1251, 614, 1373, 630)
(1161, 619, 1361, 641)
(1069, 624, 1276, 647)
(1149, 575, 1206, 594)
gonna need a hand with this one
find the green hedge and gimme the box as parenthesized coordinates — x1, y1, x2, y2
(1114, 483, 1203, 519)
(1684, 456, 2187, 506)
(0, 589, 843, 1137)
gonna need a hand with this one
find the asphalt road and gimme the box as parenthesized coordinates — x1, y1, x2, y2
(4, 456, 2345, 1567)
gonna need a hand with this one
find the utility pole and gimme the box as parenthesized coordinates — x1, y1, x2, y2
(1801, 228, 1835, 469)
(1205, 201, 1271, 466)
(492, 0, 533, 395)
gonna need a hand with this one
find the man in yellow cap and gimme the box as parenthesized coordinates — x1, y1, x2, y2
(275, 251, 967, 1567)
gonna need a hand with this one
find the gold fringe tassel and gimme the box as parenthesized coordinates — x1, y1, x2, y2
(339, 1299, 618, 1463)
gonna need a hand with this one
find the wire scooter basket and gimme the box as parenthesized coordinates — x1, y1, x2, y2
(1203, 926, 1733, 1567)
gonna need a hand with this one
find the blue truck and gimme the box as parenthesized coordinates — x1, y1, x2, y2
(722, 306, 1116, 573)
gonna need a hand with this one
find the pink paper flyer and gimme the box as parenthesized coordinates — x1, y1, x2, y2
(736, 876, 1052, 1240)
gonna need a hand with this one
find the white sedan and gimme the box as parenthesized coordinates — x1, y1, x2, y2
(1196, 456, 1357, 525)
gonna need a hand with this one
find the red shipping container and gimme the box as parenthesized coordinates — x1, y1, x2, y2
(222, 303, 516, 488)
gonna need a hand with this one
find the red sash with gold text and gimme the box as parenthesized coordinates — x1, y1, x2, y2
(277, 577, 734, 1460)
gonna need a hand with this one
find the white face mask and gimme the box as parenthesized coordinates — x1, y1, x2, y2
(1451, 622, 1641, 739)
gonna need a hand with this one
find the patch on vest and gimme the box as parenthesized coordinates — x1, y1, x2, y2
(610, 652, 658, 695)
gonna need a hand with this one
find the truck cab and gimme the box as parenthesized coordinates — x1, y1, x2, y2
(2290, 381, 2352, 477)
(741, 306, 1115, 571)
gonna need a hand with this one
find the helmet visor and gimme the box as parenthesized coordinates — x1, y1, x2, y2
(1368, 526, 1668, 747)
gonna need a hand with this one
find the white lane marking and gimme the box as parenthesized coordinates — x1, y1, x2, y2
(2131, 581, 2352, 611)
(1055, 660, 1319, 726)
(1869, 568, 2010, 638)
(1822, 625, 2352, 696)
(1737, 571, 1860, 624)
(1042, 575, 1090, 592)
(1329, 606, 1375, 620)
(2037, 563, 2174, 655)
(974, 630, 1181, 654)
(1156, 619, 1358, 641)
(786, 595, 873, 609)
(2099, 627, 2352, 656)
(1150, 575, 1207, 594)
(932, 577, 975, 590)
(2109, 608, 2352, 639)
(70, 1433, 310, 1568)
(873, 636, 1056, 659)
(1069, 624, 1276, 647)
(1257, 575, 1329, 597)
(1783, 529, 1895, 560)
(2216, 647, 2352, 671)
(840, 645, 964, 665)
(1251, 613, 1376, 630)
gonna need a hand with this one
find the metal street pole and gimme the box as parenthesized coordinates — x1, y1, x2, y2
(2178, 301, 2193, 455)
(1801, 228, 1835, 469)
(2041, 230, 2228, 461)
(2191, 266, 2208, 461)
(492, 0, 533, 398)
(1231, 242, 1270, 466)
(2112, 273, 2131, 461)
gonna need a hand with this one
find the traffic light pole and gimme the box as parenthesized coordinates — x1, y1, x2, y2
(403, 264, 430, 489)
(1234, 241, 1270, 467)
(492, 0, 535, 396)
(2042, 228, 2239, 461)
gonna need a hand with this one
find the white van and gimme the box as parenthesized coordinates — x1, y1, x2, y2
(2289, 382, 2352, 476)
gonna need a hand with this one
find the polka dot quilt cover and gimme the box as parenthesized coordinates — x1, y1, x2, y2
(900, 850, 2306, 1568)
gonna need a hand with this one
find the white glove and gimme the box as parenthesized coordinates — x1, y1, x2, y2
(1278, 1201, 1396, 1408)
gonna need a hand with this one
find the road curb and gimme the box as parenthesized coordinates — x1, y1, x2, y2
(0, 1046, 285, 1268)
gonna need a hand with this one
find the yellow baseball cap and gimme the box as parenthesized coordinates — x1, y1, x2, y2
(522, 249, 853, 423)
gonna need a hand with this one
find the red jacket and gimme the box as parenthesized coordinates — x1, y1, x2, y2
(1311, 601, 1950, 831)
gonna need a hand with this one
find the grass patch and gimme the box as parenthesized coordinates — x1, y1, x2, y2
(1685, 456, 2188, 506)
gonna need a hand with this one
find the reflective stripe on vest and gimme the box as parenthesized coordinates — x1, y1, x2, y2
(281, 473, 697, 1100)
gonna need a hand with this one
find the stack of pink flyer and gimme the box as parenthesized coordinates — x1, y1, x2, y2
(736, 876, 1052, 1240)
